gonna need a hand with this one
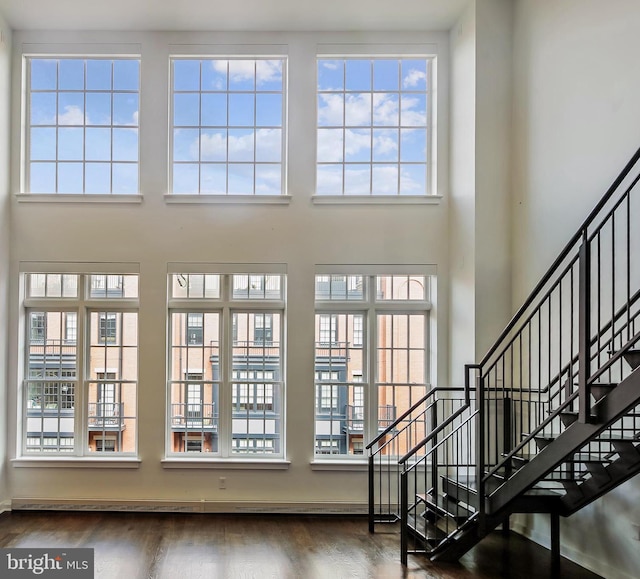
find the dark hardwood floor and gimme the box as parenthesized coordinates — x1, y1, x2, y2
(0, 511, 602, 578)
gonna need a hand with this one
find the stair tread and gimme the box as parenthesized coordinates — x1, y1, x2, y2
(441, 474, 503, 494)
(506, 452, 611, 464)
(417, 492, 475, 521)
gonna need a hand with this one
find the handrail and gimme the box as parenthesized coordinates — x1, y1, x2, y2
(398, 403, 471, 465)
(478, 144, 640, 369)
(483, 391, 579, 482)
(396, 364, 478, 463)
(404, 410, 479, 472)
(365, 386, 466, 451)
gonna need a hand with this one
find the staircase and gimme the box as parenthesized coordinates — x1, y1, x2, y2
(367, 146, 640, 569)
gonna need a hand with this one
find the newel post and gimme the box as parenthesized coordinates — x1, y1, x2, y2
(578, 236, 592, 423)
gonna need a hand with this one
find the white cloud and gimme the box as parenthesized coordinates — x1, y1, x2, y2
(403, 69, 427, 88)
(318, 94, 344, 126)
(400, 97, 427, 126)
(317, 129, 343, 162)
(344, 167, 371, 194)
(372, 94, 399, 126)
(322, 61, 339, 70)
(373, 132, 398, 158)
(371, 166, 399, 194)
(316, 166, 343, 194)
(345, 129, 370, 159)
(131, 111, 139, 126)
(211, 59, 282, 87)
(58, 105, 86, 125)
(197, 129, 281, 162)
(345, 93, 372, 126)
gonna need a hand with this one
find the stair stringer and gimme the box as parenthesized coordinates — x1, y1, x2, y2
(430, 494, 565, 563)
(489, 367, 640, 515)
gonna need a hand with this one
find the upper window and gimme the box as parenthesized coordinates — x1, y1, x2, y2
(316, 57, 432, 196)
(170, 57, 286, 196)
(25, 57, 140, 195)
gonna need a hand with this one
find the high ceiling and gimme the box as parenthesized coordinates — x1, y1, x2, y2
(0, 0, 469, 32)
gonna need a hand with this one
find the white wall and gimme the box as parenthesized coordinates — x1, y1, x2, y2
(511, 1, 640, 577)
(0, 10, 11, 512)
(448, 1, 476, 385)
(474, 0, 512, 357)
(6, 30, 452, 508)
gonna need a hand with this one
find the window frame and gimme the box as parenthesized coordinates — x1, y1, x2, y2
(166, 268, 286, 461)
(168, 54, 288, 198)
(22, 54, 142, 197)
(20, 270, 140, 459)
(313, 270, 432, 460)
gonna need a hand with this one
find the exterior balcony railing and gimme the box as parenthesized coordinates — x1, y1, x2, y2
(171, 403, 217, 430)
(344, 404, 397, 433)
(87, 402, 125, 430)
(314, 341, 349, 359)
(27, 339, 77, 361)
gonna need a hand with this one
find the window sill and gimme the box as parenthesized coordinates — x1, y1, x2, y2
(312, 195, 442, 205)
(310, 460, 368, 471)
(164, 194, 292, 205)
(161, 458, 291, 470)
(11, 457, 141, 469)
(16, 194, 143, 204)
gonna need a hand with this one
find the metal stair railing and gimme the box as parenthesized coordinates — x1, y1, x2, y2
(382, 145, 640, 563)
(366, 385, 469, 532)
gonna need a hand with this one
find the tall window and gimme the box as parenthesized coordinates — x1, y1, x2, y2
(22, 272, 139, 455)
(316, 57, 432, 196)
(25, 57, 140, 195)
(170, 57, 286, 195)
(314, 273, 431, 457)
(168, 272, 285, 458)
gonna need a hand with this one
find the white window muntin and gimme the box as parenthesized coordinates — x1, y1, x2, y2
(316, 51, 435, 197)
(167, 270, 285, 459)
(169, 55, 287, 196)
(314, 271, 431, 458)
(24, 55, 141, 195)
(21, 272, 139, 457)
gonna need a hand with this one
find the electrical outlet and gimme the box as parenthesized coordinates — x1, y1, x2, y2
(219, 476, 227, 490)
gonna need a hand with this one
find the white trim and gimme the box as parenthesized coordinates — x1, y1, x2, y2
(169, 44, 289, 57)
(161, 458, 290, 470)
(315, 264, 437, 276)
(19, 262, 140, 274)
(312, 195, 442, 205)
(11, 457, 141, 469)
(22, 44, 142, 56)
(309, 460, 368, 471)
(167, 263, 287, 275)
(317, 43, 438, 56)
(164, 194, 291, 205)
(16, 194, 143, 204)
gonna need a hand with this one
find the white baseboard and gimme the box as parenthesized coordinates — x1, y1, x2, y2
(11, 498, 368, 515)
(512, 520, 632, 579)
(0, 500, 11, 514)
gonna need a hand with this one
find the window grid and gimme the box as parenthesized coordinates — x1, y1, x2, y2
(168, 272, 285, 458)
(171, 58, 286, 195)
(314, 273, 430, 458)
(22, 273, 139, 456)
(26, 57, 140, 195)
(317, 57, 431, 196)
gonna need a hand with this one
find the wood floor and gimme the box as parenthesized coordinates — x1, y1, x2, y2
(0, 511, 602, 579)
